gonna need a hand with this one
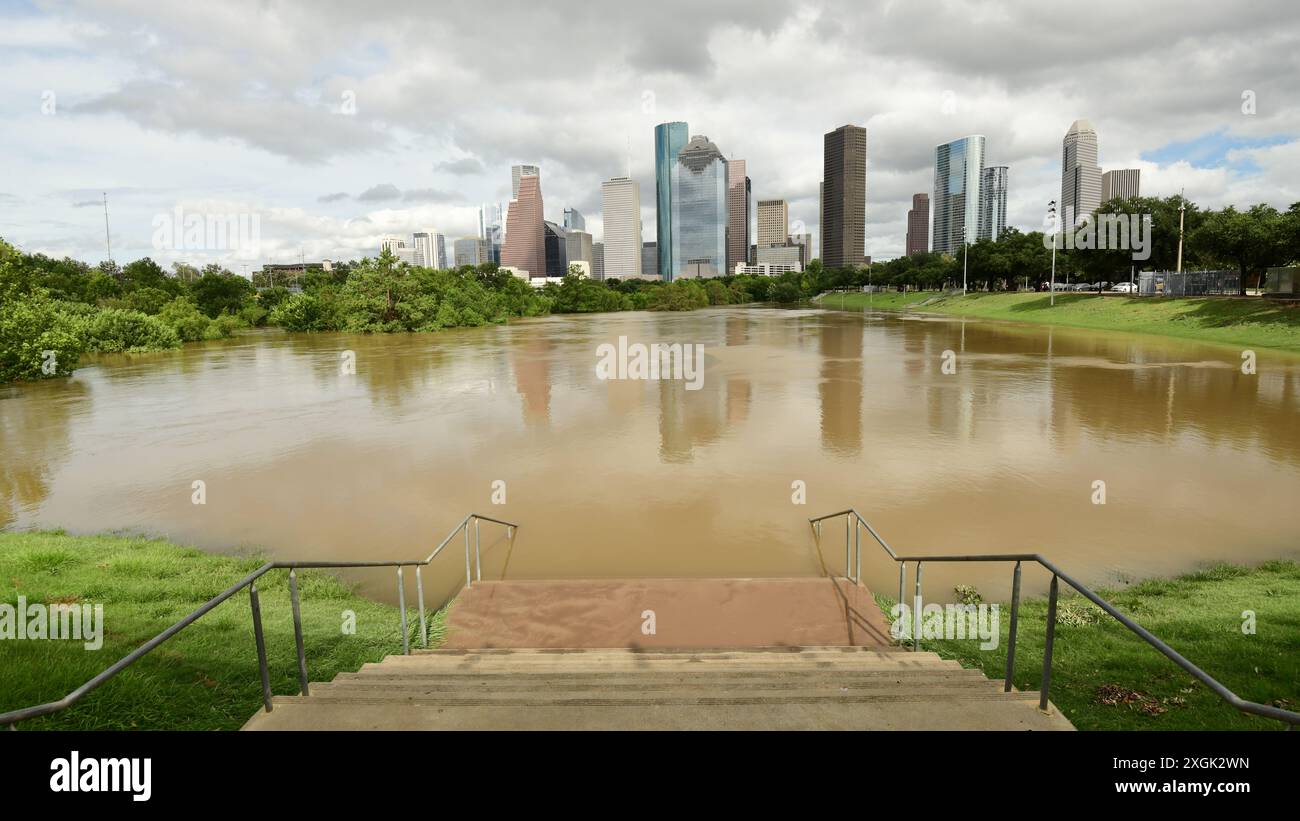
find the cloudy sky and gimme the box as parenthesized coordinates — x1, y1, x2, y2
(2, 0, 1298, 270)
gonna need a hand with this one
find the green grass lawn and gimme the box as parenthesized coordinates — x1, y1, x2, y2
(820, 290, 1300, 353)
(876, 560, 1300, 730)
(0, 531, 445, 730)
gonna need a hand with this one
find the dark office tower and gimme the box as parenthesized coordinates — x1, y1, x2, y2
(726, 159, 751, 275)
(654, 121, 689, 279)
(821, 124, 866, 269)
(906, 193, 930, 256)
(543, 221, 568, 278)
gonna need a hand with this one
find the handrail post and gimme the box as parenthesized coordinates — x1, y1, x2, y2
(897, 561, 905, 619)
(474, 517, 481, 582)
(288, 569, 309, 696)
(1039, 574, 1059, 712)
(854, 518, 861, 582)
(249, 582, 272, 713)
(464, 524, 472, 588)
(913, 562, 923, 651)
(1004, 561, 1022, 693)
(844, 515, 851, 581)
(397, 566, 409, 656)
(415, 565, 428, 648)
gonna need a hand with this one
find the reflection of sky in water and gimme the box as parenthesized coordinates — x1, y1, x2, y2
(2, 308, 1299, 602)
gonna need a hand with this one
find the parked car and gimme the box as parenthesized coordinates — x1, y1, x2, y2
(1111, 281, 1137, 293)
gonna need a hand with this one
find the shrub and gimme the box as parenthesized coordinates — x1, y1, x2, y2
(157, 298, 211, 342)
(0, 292, 85, 382)
(269, 293, 328, 331)
(79, 308, 180, 353)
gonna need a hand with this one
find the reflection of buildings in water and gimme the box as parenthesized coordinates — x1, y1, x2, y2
(511, 335, 552, 427)
(818, 318, 863, 455)
(657, 369, 751, 463)
(724, 314, 750, 347)
(0, 380, 88, 527)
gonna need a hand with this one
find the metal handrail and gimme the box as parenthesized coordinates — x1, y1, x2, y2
(810, 509, 1300, 728)
(1, 513, 518, 729)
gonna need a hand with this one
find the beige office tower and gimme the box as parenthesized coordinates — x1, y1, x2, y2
(757, 199, 788, 248)
(1101, 169, 1141, 203)
(1061, 119, 1102, 225)
(600, 176, 642, 280)
(502, 175, 545, 278)
(726, 159, 751, 274)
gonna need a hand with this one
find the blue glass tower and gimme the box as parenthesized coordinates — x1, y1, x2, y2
(671, 135, 728, 279)
(654, 121, 689, 281)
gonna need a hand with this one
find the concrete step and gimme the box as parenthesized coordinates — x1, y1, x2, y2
(332, 668, 992, 685)
(245, 698, 1074, 730)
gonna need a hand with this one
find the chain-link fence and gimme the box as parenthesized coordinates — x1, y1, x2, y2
(1138, 270, 1240, 297)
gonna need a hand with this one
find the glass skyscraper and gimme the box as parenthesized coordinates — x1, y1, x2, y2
(654, 121, 689, 281)
(671, 135, 728, 279)
(932, 135, 985, 255)
(978, 166, 1009, 242)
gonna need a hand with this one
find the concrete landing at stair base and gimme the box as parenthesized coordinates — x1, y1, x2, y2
(441, 577, 892, 649)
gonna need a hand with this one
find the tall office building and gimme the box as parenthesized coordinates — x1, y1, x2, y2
(641, 241, 659, 279)
(671, 135, 729, 279)
(726, 159, 751, 274)
(906, 194, 929, 256)
(977, 166, 1009, 242)
(503, 175, 545, 277)
(544, 221, 568, 277)
(511, 164, 540, 200)
(379, 235, 406, 255)
(479, 204, 503, 263)
(563, 208, 585, 231)
(790, 232, 813, 266)
(412, 231, 437, 267)
(821, 124, 867, 268)
(932, 134, 985, 255)
(1061, 119, 1102, 225)
(654, 121, 689, 280)
(592, 242, 605, 281)
(453, 237, 491, 266)
(1101, 168, 1141, 203)
(565, 229, 593, 272)
(600, 176, 642, 280)
(757, 199, 788, 248)
(434, 234, 447, 269)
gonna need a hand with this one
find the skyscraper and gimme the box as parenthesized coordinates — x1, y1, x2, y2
(932, 134, 985, 255)
(565, 229, 593, 274)
(1061, 119, 1102, 225)
(600, 176, 642, 280)
(654, 121, 689, 280)
(511, 164, 540, 200)
(479, 204, 503, 263)
(563, 208, 585, 231)
(592, 242, 605, 281)
(978, 166, 1009, 242)
(503, 174, 545, 277)
(1101, 169, 1141, 203)
(821, 124, 867, 268)
(641, 241, 658, 279)
(454, 237, 491, 266)
(726, 159, 751, 274)
(412, 231, 437, 267)
(544, 221, 568, 277)
(757, 199, 788, 248)
(906, 194, 929, 256)
(671, 135, 728, 279)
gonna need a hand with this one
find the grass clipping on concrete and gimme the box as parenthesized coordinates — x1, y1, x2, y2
(0, 531, 447, 730)
(822, 291, 1300, 354)
(877, 560, 1300, 730)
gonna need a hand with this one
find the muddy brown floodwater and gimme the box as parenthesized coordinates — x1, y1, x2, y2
(3, 306, 1298, 606)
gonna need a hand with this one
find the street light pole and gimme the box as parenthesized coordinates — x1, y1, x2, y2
(1048, 200, 1057, 307)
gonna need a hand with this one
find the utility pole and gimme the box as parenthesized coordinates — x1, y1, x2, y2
(962, 225, 968, 295)
(102, 192, 112, 263)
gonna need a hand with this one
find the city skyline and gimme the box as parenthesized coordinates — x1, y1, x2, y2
(3, 1, 1298, 270)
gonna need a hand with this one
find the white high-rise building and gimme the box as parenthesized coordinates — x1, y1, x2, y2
(600, 176, 642, 280)
(412, 231, 437, 267)
(977, 166, 1009, 241)
(757, 199, 789, 248)
(379, 235, 405, 255)
(1061, 119, 1102, 225)
(1101, 169, 1141, 203)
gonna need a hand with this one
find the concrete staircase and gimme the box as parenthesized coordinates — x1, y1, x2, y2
(242, 645, 1075, 730)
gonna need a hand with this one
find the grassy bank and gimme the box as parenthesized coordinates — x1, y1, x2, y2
(877, 560, 1300, 730)
(821, 290, 1300, 353)
(0, 531, 445, 730)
